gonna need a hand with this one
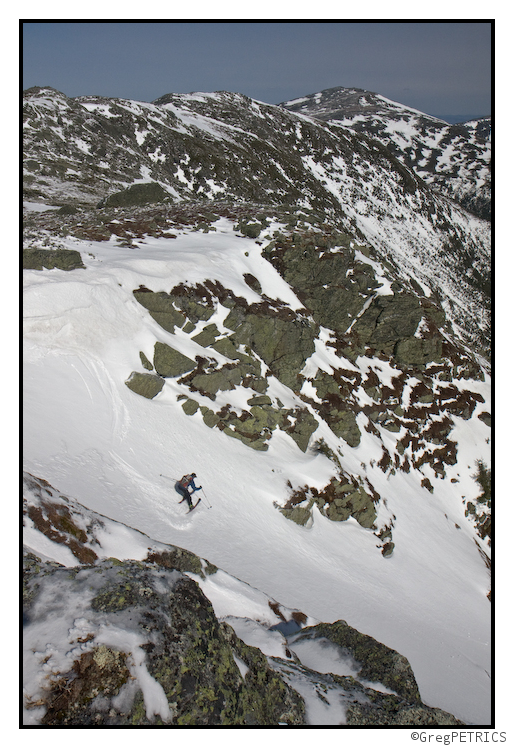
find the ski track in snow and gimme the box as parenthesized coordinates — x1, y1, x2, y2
(23, 222, 491, 725)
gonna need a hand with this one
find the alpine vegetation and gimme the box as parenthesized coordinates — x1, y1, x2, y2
(23, 85, 491, 726)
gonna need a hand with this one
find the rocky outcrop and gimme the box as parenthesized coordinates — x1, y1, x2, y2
(23, 248, 85, 271)
(23, 553, 305, 726)
(118, 209, 490, 547)
(270, 619, 464, 725)
(25, 548, 463, 726)
(225, 309, 318, 391)
(153, 342, 196, 378)
(99, 182, 170, 208)
(296, 620, 421, 702)
(280, 475, 378, 531)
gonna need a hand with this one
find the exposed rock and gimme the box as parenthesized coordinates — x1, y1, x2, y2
(139, 351, 153, 370)
(294, 620, 421, 704)
(23, 248, 85, 271)
(285, 407, 319, 452)
(41, 645, 132, 725)
(23, 553, 305, 726)
(101, 181, 170, 208)
(352, 294, 422, 351)
(192, 323, 221, 347)
(181, 398, 199, 416)
(477, 412, 491, 427)
(327, 409, 361, 448)
(226, 311, 318, 390)
(343, 684, 463, 725)
(395, 337, 443, 366)
(200, 406, 220, 429)
(263, 235, 377, 332)
(280, 505, 312, 526)
(125, 372, 164, 399)
(191, 362, 258, 397)
(211, 336, 240, 359)
(153, 342, 196, 378)
(133, 289, 186, 333)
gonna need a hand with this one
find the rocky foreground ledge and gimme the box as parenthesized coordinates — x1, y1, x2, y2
(23, 481, 463, 728)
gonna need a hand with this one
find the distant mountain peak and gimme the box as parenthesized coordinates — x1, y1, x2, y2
(281, 86, 446, 123)
(281, 86, 490, 221)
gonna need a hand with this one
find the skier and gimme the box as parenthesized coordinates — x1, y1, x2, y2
(175, 473, 202, 511)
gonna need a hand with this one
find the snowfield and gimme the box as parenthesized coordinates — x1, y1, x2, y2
(23, 217, 491, 725)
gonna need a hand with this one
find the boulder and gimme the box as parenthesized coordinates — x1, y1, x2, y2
(23, 248, 85, 271)
(153, 343, 196, 378)
(102, 182, 169, 207)
(294, 620, 421, 704)
(139, 351, 153, 371)
(192, 323, 220, 347)
(181, 398, 199, 416)
(125, 372, 164, 399)
(280, 505, 312, 526)
(133, 289, 186, 332)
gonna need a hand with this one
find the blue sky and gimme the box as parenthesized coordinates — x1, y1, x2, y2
(22, 21, 492, 119)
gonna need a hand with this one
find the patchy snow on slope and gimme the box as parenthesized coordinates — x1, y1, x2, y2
(23, 219, 491, 724)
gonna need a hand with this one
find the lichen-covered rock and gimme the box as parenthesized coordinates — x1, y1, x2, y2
(352, 293, 423, 352)
(211, 336, 240, 359)
(263, 233, 376, 333)
(192, 323, 221, 347)
(269, 653, 463, 725)
(153, 342, 196, 378)
(23, 554, 305, 726)
(345, 695, 463, 726)
(191, 362, 257, 396)
(286, 408, 319, 452)
(395, 337, 443, 365)
(226, 312, 318, 391)
(41, 646, 132, 725)
(181, 398, 199, 415)
(280, 505, 312, 526)
(294, 620, 421, 704)
(139, 351, 153, 370)
(125, 372, 164, 399)
(328, 409, 361, 447)
(200, 406, 221, 428)
(23, 248, 85, 271)
(102, 181, 169, 207)
(133, 289, 186, 333)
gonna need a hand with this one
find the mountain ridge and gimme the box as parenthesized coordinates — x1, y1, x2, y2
(23, 85, 490, 357)
(280, 86, 491, 221)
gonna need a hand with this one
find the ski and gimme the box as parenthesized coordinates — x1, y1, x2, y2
(187, 498, 201, 513)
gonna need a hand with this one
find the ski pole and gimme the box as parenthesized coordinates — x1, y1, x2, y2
(201, 488, 212, 509)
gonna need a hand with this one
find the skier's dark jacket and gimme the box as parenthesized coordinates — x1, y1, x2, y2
(179, 474, 200, 492)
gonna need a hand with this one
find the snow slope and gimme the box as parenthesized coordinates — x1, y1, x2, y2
(23, 217, 491, 724)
